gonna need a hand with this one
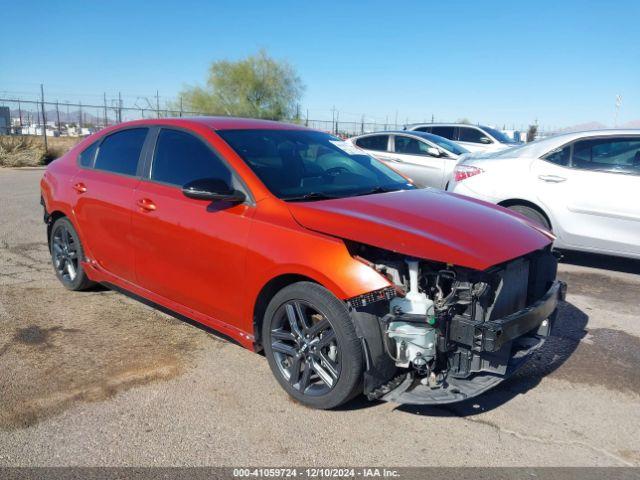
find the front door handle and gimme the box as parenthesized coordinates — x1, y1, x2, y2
(72, 182, 87, 193)
(137, 198, 156, 212)
(538, 174, 566, 183)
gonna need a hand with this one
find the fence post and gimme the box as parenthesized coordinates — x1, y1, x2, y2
(56, 101, 61, 134)
(79, 101, 83, 130)
(179, 96, 183, 117)
(40, 84, 48, 151)
(156, 91, 160, 119)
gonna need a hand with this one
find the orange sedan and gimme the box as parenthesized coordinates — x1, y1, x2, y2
(41, 117, 563, 408)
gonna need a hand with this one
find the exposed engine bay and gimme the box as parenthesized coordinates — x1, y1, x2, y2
(345, 242, 566, 404)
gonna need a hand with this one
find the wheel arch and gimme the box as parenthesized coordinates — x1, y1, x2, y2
(497, 198, 553, 231)
(252, 273, 319, 350)
(46, 210, 69, 251)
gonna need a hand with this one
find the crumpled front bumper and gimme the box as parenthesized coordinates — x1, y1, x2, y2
(382, 280, 567, 405)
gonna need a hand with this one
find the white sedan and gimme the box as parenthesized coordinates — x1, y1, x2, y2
(447, 129, 640, 259)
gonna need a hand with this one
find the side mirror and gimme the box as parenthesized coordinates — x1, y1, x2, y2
(426, 147, 441, 157)
(182, 178, 246, 203)
(479, 136, 492, 144)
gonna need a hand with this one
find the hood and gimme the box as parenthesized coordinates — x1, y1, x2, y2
(287, 189, 553, 271)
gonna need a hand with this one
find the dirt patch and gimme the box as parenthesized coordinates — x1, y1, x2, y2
(557, 270, 640, 307)
(0, 282, 215, 430)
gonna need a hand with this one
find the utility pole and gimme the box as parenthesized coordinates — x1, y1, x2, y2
(103, 92, 108, 127)
(156, 90, 160, 118)
(17, 99, 22, 127)
(118, 92, 123, 123)
(614, 94, 622, 127)
(335, 110, 340, 136)
(331, 105, 336, 134)
(40, 84, 48, 151)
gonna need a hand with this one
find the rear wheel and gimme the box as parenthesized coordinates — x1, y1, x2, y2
(50, 217, 95, 291)
(262, 282, 363, 409)
(507, 204, 551, 231)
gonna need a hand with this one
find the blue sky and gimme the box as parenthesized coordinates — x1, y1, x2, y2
(1, 0, 638, 129)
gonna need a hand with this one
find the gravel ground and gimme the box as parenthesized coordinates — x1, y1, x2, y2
(1, 167, 639, 466)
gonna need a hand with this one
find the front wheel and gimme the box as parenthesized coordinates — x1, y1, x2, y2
(262, 282, 363, 409)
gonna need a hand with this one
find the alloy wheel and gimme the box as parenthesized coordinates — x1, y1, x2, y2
(270, 300, 341, 396)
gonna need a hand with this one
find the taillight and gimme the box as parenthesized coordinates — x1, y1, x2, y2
(454, 164, 483, 182)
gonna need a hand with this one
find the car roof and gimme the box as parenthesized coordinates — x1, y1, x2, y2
(477, 128, 640, 160)
(406, 123, 489, 129)
(106, 116, 310, 131)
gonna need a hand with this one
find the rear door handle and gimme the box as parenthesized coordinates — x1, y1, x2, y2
(538, 174, 566, 183)
(137, 198, 156, 212)
(72, 182, 87, 193)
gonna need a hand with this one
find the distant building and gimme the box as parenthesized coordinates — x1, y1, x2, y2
(0, 107, 10, 134)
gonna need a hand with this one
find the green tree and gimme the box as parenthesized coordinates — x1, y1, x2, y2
(179, 50, 304, 120)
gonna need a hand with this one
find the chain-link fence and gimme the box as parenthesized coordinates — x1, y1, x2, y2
(0, 97, 403, 142)
(0, 88, 556, 146)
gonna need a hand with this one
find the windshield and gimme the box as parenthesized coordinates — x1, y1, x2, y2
(217, 129, 415, 201)
(483, 126, 518, 144)
(414, 132, 469, 155)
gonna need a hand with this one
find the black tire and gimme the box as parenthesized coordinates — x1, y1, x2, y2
(507, 204, 551, 231)
(262, 282, 363, 409)
(49, 217, 95, 291)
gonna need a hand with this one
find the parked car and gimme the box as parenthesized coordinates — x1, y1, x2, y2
(448, 130, 640, 260)
(406, 123, 520, 152)
(347, 131, 469, 188)
(41, 117, 563, 409)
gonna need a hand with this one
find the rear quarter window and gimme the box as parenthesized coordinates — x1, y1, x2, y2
(542, 145, 570, 166)
(78, 141, 99, 168)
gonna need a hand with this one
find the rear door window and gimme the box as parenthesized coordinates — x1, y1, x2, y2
(394, 136, 431, 155)
(94, 128, 148, 176)
(458, 127, 490, 144)
(151, 128, 233, 187)
(431, 126, 456, 140)
(572, 137, 640, 174)
(355, 135, 389, 151)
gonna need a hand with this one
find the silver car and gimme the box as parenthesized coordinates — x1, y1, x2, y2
(405, 123, 520, 153)
(348, 131, 469, 189)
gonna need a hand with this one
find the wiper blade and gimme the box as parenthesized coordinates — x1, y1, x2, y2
(285, 192, 338, 202)
(353, 186, 396, 197)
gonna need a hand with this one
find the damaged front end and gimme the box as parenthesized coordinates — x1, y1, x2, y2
(346, 242, 566, 405)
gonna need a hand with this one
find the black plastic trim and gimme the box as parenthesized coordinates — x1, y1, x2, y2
(449, 280, 563, 353)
